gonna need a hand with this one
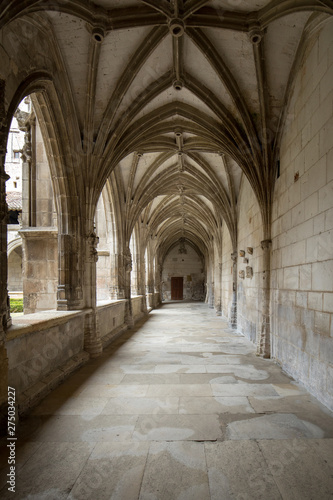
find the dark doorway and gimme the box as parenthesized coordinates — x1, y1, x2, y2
(171, 277, 183, 300)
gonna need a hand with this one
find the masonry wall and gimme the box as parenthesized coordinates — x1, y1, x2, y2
(221, 222, 233, 320)
(162, 245, 204, 301)
(271, 21, 333, 410)
(237, 176, 264, 342)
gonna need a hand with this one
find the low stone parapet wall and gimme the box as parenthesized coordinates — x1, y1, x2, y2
(97, 299, 127, 348)
(6, 310, 88, 415)
(132, 295, 145, 322)
(6, 299, 151, 416)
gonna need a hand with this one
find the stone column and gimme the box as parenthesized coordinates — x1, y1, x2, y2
(123, 246, 134, 327)
(131, 253, 140, 296)
(207, 265, 214, 309)
(138, 252, 148, 314)
(0, 79, 10, 430)
(215, 262, 222, 315)
(229, 251, 238, 328)
(154, 262, 162, 307)
(83, 228, 103, 357)
(110, 253, 124, 299)
(57, 233, 83, 310)
(257, 239, 272, 358)
(146, 257, 155, 310)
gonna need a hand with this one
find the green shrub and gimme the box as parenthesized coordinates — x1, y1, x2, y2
(10, 298, 23, 313)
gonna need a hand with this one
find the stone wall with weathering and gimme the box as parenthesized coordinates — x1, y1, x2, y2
(271, 20, 333, 410)
(162, 245, 205, 301)
(237, 176, 264, 343)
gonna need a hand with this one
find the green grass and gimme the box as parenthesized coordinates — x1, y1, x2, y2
(10, 298, 23, 313)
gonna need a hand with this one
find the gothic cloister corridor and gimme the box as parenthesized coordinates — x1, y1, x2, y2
(1, 301, 332, 499)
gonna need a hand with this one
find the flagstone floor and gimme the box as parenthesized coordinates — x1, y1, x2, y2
(1, 301, 333, 499)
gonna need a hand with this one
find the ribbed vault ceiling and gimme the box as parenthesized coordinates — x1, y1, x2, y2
(2, 0, 332, 260)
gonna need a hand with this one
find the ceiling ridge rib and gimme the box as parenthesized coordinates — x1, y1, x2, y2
(185, 27, 262, 170)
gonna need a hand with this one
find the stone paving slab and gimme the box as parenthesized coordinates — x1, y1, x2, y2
(101, 397, 179, 415)
(26, 415, 139, 442)
(133, 414, 223, 441)
(139, 442, 210, 500)
(69, 442, 149, 500)
(226, 413, 325, 440)
(259, 439, 333, 499)
(179, 396, 255, 414)
(1, 442, 95, 499)
(1, 302, 333, 499)
(146, 383, 213, 397)
(205, 440, 281, 500)
(211, 383, 279, 397)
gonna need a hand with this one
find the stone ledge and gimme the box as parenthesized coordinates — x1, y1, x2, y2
(96, 299, 126, 310)
(7, 309, 89, 341)
(17, 351, 89, 416)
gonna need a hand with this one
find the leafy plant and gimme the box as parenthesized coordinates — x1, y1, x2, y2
(10, 298, 23, 313)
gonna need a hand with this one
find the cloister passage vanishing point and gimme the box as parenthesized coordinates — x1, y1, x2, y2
(0, 0, 332, 497)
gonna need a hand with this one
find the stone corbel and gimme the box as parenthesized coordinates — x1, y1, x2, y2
(124, 247, 132, 273)
(246, 266, 253, 279)
(260, 239, 272, 251)
(86, 229, 99, 262)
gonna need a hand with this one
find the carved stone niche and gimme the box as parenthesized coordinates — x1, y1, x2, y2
(246, 266, 253, 279)
(239, 250, 245, 257)
(239, 270, 245, 279)
(243, 258, 249, 264)
(247, 247, 253, 255)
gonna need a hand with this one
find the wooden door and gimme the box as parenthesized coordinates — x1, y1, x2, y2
(171, 277, 183, 300)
